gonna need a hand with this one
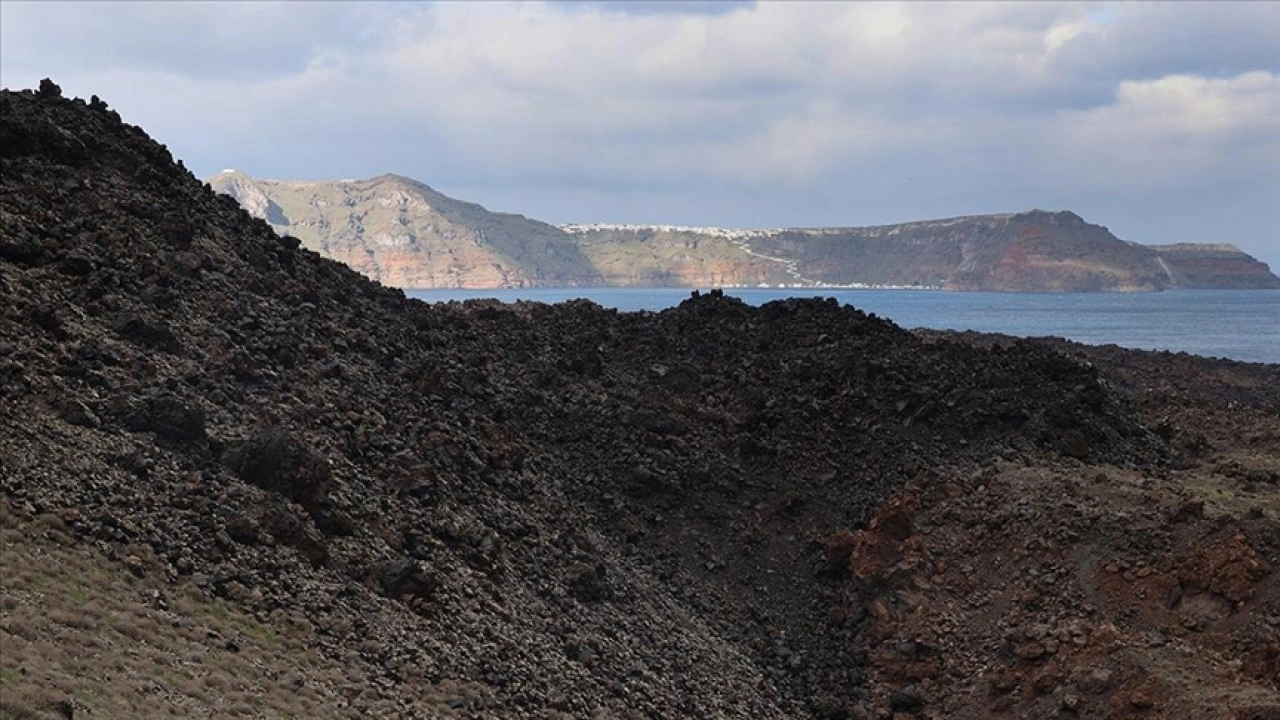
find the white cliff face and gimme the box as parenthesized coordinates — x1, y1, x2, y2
(209, 171, 275, 224)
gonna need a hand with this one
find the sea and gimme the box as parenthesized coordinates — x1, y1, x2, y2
(405, 288, 1280, 365)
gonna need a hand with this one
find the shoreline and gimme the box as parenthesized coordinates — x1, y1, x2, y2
(401, 287, 1280, 364)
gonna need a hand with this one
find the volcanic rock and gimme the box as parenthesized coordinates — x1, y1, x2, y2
(2, 82, 1277, 719)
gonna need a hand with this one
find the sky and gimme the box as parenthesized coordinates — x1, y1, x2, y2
(2, 1, 1278, 270)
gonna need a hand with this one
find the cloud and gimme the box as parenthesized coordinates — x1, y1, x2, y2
(1049, 72, 1280, 190)
(339, 1, 1278, 189)
(1, 1, 1277, 265)
(0, 1, 403, 80)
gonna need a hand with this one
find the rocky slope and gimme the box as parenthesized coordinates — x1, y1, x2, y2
(209, 172, 1279, 292)
(2, 81, 1278, 720)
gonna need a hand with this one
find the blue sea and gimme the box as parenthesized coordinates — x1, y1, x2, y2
(406, 288, 1280, 364)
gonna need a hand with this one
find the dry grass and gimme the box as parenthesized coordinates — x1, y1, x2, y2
(0, 508, 463, 719)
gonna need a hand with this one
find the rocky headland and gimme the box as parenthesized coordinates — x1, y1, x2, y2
(2, 81, 1278, 719)
(209, 171, 1280, 292)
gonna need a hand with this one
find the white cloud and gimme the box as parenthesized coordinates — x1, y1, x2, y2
(1049, 72, 1280, 190)
(319, 1, 1274, 191)
(2, 1, 1278, 265)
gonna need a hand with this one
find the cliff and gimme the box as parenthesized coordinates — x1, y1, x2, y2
(207, 170, 603, 288)
(1151, 243, 1280, 289)
(208, 175, 1280, 293)
(572, 212, 1280, 292)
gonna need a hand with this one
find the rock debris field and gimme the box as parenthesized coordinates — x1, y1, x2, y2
(1, 82, 1277, 719)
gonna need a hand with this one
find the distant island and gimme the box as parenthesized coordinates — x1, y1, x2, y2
(208, 170, 1280, 292)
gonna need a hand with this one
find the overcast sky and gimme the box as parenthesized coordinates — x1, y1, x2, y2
(3, 1, 1278, 269)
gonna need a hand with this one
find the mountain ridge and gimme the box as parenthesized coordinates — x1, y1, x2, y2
(208, 172, 1280, 292)
(208, 170, 603, 288)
